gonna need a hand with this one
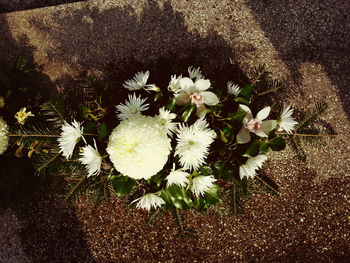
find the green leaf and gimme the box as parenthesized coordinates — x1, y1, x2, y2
(243, 141, 260, 157)
(259, 142, 270, 154)
(219, 129, 228, 143)
(234, 97, 250, 105)
(166, 97, 176, 112)
(161, 185, 192, 210)
(108, 174, 136, 197)
(200, 166, 213, 176)
(238, 84, 253, 100)
(182, 105, 196, 122)
(80, 106, 91, 119)
(229, 109, 247, 122)
(268, 137, 286, 151)
(154, 91, 163, 102)
(83, 121, 96, 134)
(99, 123, 108, 140)
(194, 184, 221, 210)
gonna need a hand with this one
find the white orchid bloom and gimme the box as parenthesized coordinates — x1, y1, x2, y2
(236, 104, 277, 144)
(175, 77, 219, 119)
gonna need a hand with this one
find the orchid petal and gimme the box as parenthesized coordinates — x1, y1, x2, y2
(237, 127, 251, 144)
(254, 129, 268, 137)
(201, 91, 219, 105)
(256, 106, 271, 120)
(196, 104, 207, 119)
(179, 77, 194, 91)
(175, 92, 190, 106)
(195, 79, 211, 91)
(260, 120, 277, 134)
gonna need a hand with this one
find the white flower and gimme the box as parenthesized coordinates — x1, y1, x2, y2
(116, 93, 149, 120)
(236, 104, 277, 144)
(277, 105, 298, 134)
(175, 77, 219, 118)
(79, 140, 102, 178)
(0, 117, 9, 155)
(175, 119, 216, 171)
(191, 175, 216, 197)
(157, 107, 177, 136)
(123, 71, 150, 91)
(14, 107, 34, 124)
(107, 114, 171, 180)
(227, 81, 242, 97)
(239, 155, 267, 179)
(58, 120, 85, 159)
(132, 192, 165, 211)
(144, 84, 160, 92)
(188, 66, 203, 80)
(166, 164, 190, 188)
(168, 74, 182, 94)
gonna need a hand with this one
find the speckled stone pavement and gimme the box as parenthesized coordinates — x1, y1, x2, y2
(1, 0, 349, 262)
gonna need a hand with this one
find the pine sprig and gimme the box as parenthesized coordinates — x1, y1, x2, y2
(276, 102, 336, 161)
(40, 98, 65, 128)
(8, 124, 59, 149)
(64, 175, 88, 203)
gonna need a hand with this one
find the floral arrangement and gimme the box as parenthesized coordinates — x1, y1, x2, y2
(0, 63, 336, 217)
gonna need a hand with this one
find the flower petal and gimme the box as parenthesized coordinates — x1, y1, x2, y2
(179, 77, 194, 91)
(201, 91, 219, 106)
(254, 129, 268, 137)
(196, 104, 207, 119)
(239, 104, 253, 123)
(236, 127, 251, 144)
(195, 79, 211, 91)
(260, 120, 277, 134)
(256, 106, 271, 120)
(175, 92, 190, 106)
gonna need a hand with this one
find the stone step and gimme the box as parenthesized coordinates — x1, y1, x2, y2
(0, 0, 85, 13)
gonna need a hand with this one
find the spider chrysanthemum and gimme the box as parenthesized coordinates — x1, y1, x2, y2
(278, 105, 298, 134)
(58, 120, 85, 159)
(131, 193, 165, 211)
(123, 71, 150, 91)
(175, 119, 216, 171)
(79, 140, 102, 178)
(116, 93, 149, 120)
(106, 115, 171, 180)
(191, 175, 216, 197)
(239, 155, 267, 179)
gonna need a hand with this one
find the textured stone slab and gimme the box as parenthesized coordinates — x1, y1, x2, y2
(0, 0, 85, 13)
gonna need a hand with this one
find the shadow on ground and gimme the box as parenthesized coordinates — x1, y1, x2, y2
(0, 0, 86, 13)
(246, 0, 350, 119)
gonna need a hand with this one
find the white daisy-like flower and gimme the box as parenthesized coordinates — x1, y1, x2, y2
(79, 140, 102, 178)
(144, 84, 160, 92)
(277, 105, 298, 134)
(107, 114, 171, 180)
(58, 120, 85, 159)
(168, 74, 182, 94)
(123, 70, 151, 91)
(236, 104, 277, 144)
(166, 164, 190, 188)
(131, 192, 165, 211)
(239, 155, 267, 179)
(175, 77, 219, 119)
(191, 175, 216, 197)
(116, 93, 149, 120)
(0, 117, 9, 155)
(14, 107, 34, 124)
(175, 119, 216, 171)
(157, 107, 177, 136)
(188, 66, 203, 80)
(227, 81, 242, 97)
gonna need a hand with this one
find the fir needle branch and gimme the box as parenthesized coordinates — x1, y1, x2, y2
(64, 175, 87, 202)
(255, 175, 279, 194)
(37, 152, 61, 173)
(233, 183, 237, 215)
(257, 85, 283, 96)
(8, 133, 60, 138)
(275, 131, 337, 138)
(175, 208, 185, 233)
(296, 103, 327, 130)
(48, 101, 64, 121)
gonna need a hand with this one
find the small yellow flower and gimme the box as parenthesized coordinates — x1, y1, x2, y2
(15, 107, 34, 124)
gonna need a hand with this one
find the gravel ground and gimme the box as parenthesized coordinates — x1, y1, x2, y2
(0, 0, 84, 13)
(1, 0, 349, 262)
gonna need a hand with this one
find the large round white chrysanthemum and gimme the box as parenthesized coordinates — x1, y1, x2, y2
(107, 114, 171, 180)
(0, 117, 9, 155)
